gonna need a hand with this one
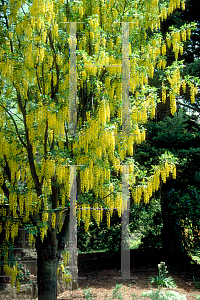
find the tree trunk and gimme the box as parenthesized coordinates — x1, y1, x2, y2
(37, 255, 58, 300)
(161, 187, 191, 268)
(36, 231, 60, 300)
(35, 209, 70, 300)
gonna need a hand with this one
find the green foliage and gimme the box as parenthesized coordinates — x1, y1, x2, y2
(193, 276, 200, 290)
(141, 289, 186, 300)
(16, 263, 30, 282)
(83, 284, 123, 300)
(150, 262, 177, 289)
(83, 287, 94, 300)
(166, 186, 200, 252)
(77, 198, 163, 254)
(78, 216, 121, 254)
(108, 284, 123, 300)
(134, 109, 200, 253)
(78, 109, 200, 257)
(130, 199, 162, 251)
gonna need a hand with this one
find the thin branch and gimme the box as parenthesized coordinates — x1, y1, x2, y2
(44, 120, 48, 159)
(3, 106, 27, 148)
(9, 110, 24, 122)
(14, 84, 26, 115)
(51, 175, 58, 210)
(122, 0, 128, 16)
(1, 181, 9, 199)
(50, 130, 55, 152)
(21, 4, 26, 15)
(42, 61, 45, 97)
(48, 28, 60, 101)
(2, 0, 14, 53)
(176, 100, 200, 113)
(57, 211, 70, 251)
(35, 64, 42, 95)
(3, 155, 11, 182)
(14, 84, 42, 196)
(16, 34, 21, 49)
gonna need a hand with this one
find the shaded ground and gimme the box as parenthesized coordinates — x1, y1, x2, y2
(58, 248, 200, 299)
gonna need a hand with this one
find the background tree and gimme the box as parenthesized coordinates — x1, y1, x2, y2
(0, 0, 197, 299)
(133, 109, 200, 266)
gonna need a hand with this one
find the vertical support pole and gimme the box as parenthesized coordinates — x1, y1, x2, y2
(69, 22, 77, 136)
(121, 164, 130, 278)
(114, 22, 136, 281)
(122, 22, 130, 136)
(67, 20, 136, 284)
(69, 165, 78, 290)
(66, 21, 86, 289)
(68, 21, 78, 290)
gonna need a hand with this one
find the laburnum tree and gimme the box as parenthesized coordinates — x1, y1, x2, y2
(0, 0, 198, 299)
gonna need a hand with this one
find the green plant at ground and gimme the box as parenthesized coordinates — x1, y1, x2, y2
(16, 262, 30, 282)
(150, 262, 177, 288)
(195, 296, 200, 300)
(193, 276, 200, 290)
(106, 283, 123, 299)
(141, 289, 186, 299)
(132, 293, 140, 299)
(83, 287, 94, 300)
(191, 249, 200, 264)
(112, 284, 123, 299)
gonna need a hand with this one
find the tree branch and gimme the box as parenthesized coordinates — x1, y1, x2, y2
(57, 210, 70, 251)
(1, 181, 9, 199)
(35, 61, 42, 95)
(21, 4, 26, 16)
(176, 100, 200, 113)
(3, 155, 11, 182)
(51, 175, 58, 210)
(42, 61, 45, 96)
(48, 28, 59, 101)
(2, 0, 13, 53)
(3, 106, 27, 148)
(44, 119, 48, 159)
(14, 85, 42, 196)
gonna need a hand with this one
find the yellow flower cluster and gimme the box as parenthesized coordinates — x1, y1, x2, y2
(162, 83, 166, 103)
(81, 204, 91, 232)
(132, 162, 176, 204)
(62, 271, 71, 283)
(11, 223, 19, 243)
(62, 250, 69, 266)
(190, 83, 198, 104)
(3, 263, 18, 288)
(0, 2, 192, 291)
(51, 212, 56, 229)
(167, 67, 181, 115)
(5, 220, 11, 242)
(28, 229, 35, 247)
(106, 210, 110, 229)
(40, 158, 55, 179)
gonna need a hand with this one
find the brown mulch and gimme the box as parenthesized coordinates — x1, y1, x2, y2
(57, 249, 200, 299)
